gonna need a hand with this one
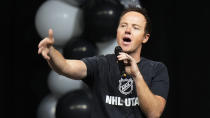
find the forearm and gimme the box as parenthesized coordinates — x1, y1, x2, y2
(47, 46, 68, 75)
(117, 52, 166, 117)
(134, 73, 165, 118)
(38, 29, 87, 79)
(47, 47, 87, 79)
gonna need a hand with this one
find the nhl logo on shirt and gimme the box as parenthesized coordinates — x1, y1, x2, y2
(119, 77, 133, 95)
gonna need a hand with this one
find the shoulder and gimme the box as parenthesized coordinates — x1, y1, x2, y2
(141, 57, 168, 73)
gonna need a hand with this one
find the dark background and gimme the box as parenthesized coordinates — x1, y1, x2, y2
(5, 0, 210, 118)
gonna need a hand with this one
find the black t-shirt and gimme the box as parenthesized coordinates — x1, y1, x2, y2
(81, 54, 169, 118)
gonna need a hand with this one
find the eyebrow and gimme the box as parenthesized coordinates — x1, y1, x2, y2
(119, 21, 143, 29)
(119, 22, 127, 25)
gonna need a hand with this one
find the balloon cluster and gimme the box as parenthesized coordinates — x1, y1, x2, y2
(35, 0, 141, 118)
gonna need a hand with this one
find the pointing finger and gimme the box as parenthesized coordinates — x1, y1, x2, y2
(48, 28, 54, 41)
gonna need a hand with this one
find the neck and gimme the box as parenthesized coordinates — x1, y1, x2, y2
(128, 47, 141, 63)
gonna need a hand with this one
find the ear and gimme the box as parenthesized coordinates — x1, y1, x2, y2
(142, 33, 150, 44)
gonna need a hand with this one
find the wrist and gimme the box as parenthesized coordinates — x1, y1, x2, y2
(48, 46, 54, 55)
(133, 71, 143, 80)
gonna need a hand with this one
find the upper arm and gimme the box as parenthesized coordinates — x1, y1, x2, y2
(151, 62, 170, 100)
(62, 59, 87, 80)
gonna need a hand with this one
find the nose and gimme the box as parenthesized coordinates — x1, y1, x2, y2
(125, 27, 131, 34)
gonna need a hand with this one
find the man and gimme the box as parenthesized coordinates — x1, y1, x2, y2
(38, 7, 169, 118)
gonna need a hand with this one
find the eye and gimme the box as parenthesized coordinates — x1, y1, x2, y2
(134, 26, 140, 30)
(120, 24, 127, 28)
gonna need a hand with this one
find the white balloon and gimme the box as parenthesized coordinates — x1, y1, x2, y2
(48, 70, 84, 98)
(96, 39, 118, 55)
(35, 0, 84, 47)
(37, 95, 57, 118)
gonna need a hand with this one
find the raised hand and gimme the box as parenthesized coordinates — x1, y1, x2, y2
(38, 29, 55, 60)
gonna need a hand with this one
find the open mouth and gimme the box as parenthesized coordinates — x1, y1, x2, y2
(123, 37, 131, 42)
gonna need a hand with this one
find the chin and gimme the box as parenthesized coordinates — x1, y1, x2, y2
(122, 48, 132, 53)
(123, 47, 138, 54)
(119, 44, 133, 53)
(125, 50, 133, 54)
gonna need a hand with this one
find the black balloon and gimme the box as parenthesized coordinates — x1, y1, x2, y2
(64, 0, 88, 8)
(63, 37, 98, 59)
(56, 89, 92, 118)
(119, 0, 142, 8)
(84, 0, 124, 42)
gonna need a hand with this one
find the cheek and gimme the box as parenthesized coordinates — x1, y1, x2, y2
(117, 29, 123, 38)
(134, 32, 145, 40)
(116, 32, 121, 44)
(133, 35, 144, 45)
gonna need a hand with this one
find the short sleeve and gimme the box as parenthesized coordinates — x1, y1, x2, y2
(150, 62, 170, 100)
(81, 56, 99, 86)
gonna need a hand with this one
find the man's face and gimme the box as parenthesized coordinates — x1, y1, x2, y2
(117, 11, 149, 53)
